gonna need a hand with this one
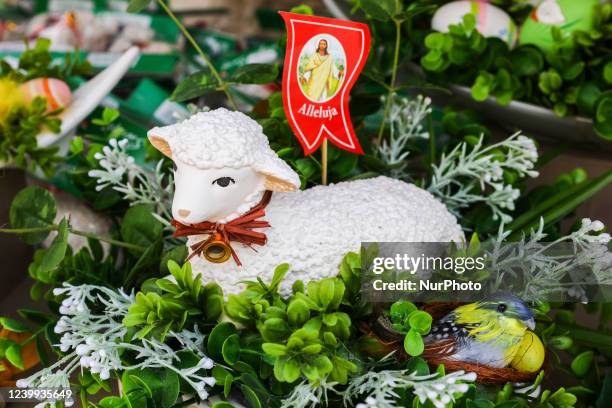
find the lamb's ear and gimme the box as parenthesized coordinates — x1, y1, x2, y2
(255, 149, 301, 192)
(263, 174, 298, 192)
(147, 128, 172, 158)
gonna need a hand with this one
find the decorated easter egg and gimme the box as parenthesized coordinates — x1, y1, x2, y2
(432, 1, 517, 47)
(519, 0, 598, 53)
(511, 331, 545, 373)
(20, 78, 72, 112)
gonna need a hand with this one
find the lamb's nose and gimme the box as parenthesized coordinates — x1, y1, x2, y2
(178, 209, 191, 217)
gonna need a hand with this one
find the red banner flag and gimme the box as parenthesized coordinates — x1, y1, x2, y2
(280, 12, 371, 155)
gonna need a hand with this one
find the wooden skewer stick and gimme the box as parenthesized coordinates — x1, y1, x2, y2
(321, 138, 328, 185)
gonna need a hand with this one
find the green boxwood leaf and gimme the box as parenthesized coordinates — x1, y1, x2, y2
(287, 299, 310, 326)
(208, 322, 237, 361)
(562, 61, 585, 81)
(604, 61, 612, 84)
(425, 33, 446, 50)
(160, 245, 188, 275)
(576, 82, 602, 116)
(408, 311, 432, 334)
(35, 335, 49, 366)
(406, 357, 430, 376)
(122, 368, 179, 408)
(120, 204, 163, 252)
(228, 64, 278, 84)
(404, 328, 424, 356)
(240, 384, 263, 408)
(511, 46, 544, 77)
(17, 309, 53, 325)
(571, 351, 594, 377)
(290, 5, 314, 15)
(262, 343, 287, 357)
(470, 399, 495, 408)
(212, 403, 235, 408)
(360, 0, 397, 22)
(596, 373, 612, 408)
(9, 186, 56, 245)
(5, 344, 24, 369)
(390, 301, 417, 326)
(595, 93, 612, 123)
(330, 151, 358, 179)
(0, 317, 30, 333)
(37, 217, 69, 274)
(98, 396, 130, 408)
(127, 0, 152, 13)
(222, 334, 241, 365)
(171, 71, 219, 102)
(281, 357, 301, 383)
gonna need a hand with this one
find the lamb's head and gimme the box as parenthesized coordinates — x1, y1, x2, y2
(148, 108, 300, 224)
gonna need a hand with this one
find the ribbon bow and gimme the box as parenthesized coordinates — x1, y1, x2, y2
(171, 191, 273, 266)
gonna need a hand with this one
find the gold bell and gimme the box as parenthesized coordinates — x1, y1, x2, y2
(201, 233, 232, 263)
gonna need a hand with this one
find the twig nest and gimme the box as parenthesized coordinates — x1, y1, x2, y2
(366, 303, 544, 384)
(511, 331, 545, 373)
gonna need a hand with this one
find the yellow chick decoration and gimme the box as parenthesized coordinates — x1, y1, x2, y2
(0, 78, 25, 121)
(511, 330, 545, 373)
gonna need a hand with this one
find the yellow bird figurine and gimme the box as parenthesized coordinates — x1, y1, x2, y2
(424, 293, 544, 372)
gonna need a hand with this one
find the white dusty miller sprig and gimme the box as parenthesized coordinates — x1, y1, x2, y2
(17, 284, 216, 407)
(343, 369, 477, 408)
(427, 132, 539, 223)
(88, 138, 174, 228)
(377, 94, 432, 179)
(488, 218, 612, 302)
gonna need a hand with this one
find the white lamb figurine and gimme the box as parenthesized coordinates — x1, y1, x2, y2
(148, 108, 463, 296)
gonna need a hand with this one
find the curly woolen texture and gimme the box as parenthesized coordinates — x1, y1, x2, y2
(188, 176, 464, 296)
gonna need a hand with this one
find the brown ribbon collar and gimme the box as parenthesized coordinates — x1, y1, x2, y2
(171, 191, 273, 266)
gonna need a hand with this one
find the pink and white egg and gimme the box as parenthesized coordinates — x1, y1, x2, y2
(431, 1, 518, 48)
(20, 78, 72, 113)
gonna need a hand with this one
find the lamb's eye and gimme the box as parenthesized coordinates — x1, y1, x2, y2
(172, 162, 177, 172)
(213, 177, 235, 187)
(497, 303, 507, 313)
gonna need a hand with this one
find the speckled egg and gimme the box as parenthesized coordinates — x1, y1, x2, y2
(432, 1, 517, 48)
(20, 78, 72, 112)
(519, 0, 598, 53)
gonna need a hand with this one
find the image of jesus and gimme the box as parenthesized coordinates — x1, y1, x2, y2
(300, 39, 344, 102)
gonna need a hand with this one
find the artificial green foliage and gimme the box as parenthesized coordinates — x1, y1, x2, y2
(420, 3, 612, 139)
(225, 263, 289, 328)
(257, 92, 396, 188)
(0, 38, 92, 82)
(224, 257, 360, 386)
(6, 185, 173, 294)
(0, 311, 55, 373)
(121, 368, 180, 408)
(0, 38, 92, 174)
(263, 322, 335, 383)
(0, 96, 63, 176)
(388, 301, 432, 356)
(123, 261, 223, 340)
(8, 186, 57, 245)
(127, 0, 153, 13)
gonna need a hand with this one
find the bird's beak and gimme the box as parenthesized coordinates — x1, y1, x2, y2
(526, 318, 536, 330)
